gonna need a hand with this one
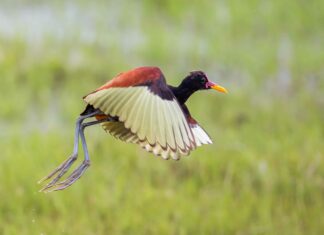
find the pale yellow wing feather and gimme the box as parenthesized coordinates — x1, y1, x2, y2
(120, 88, 144, 122)
(146, 93, 156, 145)
(137, 90, 151, 140)
(121, 88, 145, 126)
(156, 97, 167, 148)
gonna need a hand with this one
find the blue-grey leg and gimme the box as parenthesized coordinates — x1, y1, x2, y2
(40, 117, 112, 192)
(39, 111, 101, 192)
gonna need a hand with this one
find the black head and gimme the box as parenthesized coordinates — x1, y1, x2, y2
(182, 71, 227, 93)
(182, 71, 209, 91)
(181, 71, 227, 93)
(171, 70, 227, 104)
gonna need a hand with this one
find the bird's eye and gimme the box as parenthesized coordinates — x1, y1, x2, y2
(200, 77, 206, 83)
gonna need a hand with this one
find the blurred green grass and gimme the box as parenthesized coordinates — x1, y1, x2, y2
(0, 1, 323, 234)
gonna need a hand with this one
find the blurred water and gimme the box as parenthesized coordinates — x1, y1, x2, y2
(0, 3, 81, 43)
(0, 2, 144, 47)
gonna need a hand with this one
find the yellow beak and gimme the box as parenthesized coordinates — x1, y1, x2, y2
(210, 84, 228, 93)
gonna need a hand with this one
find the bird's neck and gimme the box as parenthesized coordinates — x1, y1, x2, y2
(169, 83, 197, 105)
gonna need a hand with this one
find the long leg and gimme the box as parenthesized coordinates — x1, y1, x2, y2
(38, 110, 101, 191)
(40, 118, 112, 192)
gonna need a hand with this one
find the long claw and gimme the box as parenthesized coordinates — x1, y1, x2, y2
(42, 160, 90, 193)
(38, 111, 104, 193)
(39, 153, 77, 192)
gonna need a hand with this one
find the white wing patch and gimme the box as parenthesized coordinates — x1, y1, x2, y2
(84, 87, 197, 159)
(190, 124, 213, 147)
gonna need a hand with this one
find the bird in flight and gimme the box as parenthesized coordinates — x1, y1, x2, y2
(39, 66, 227, 192)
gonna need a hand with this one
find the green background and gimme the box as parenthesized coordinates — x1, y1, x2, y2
(0, 0, 323, 234)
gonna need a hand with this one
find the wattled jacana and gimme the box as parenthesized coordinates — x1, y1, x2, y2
(39, 66, 227, 192)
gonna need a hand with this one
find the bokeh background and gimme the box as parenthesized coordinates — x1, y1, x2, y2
(0, 0, 323, 234)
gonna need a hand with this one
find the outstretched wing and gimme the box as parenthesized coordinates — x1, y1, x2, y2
(102, 103, 212, 156)
(83, 67, 197, 159)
